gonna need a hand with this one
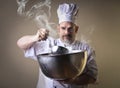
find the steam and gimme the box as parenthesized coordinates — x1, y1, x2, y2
(16, 0, 95, 44)
(16, 0, 57, 37)
(16, 0, 28, 16)
(80, 25, 96, 44)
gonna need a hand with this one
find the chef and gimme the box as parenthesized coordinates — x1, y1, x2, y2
(17, 3, 98, 88)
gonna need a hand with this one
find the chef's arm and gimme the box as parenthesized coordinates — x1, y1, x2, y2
(60, 57, 98, 85)
(17, 35, 38, 50)
(71, 56, 98, 85)
(59, 72, 96, 85)
(17, 29, 49, 50)
(70, 73, 96, 85)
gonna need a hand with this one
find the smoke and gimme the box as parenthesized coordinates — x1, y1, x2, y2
(80, 25, 96, 44)
(16, 0, 95, 44)
(16, 0, 57, 37)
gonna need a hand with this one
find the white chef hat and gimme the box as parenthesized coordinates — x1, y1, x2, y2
(57, 3, 79, 24)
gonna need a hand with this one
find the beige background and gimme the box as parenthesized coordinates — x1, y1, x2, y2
(0, 0, 120, 88)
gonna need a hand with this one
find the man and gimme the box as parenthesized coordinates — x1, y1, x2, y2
(17, 3, 98, 88)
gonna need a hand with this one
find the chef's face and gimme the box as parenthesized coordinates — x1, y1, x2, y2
(57, 21, 78, 44)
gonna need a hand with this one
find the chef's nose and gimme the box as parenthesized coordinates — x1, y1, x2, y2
(65, 29, 68, 34)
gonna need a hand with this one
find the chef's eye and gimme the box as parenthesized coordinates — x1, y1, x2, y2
(68, 27, 73, 32)
(61, 27, 66, 30)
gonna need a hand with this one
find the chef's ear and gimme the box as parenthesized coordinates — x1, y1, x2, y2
(75, 25, 79, 33)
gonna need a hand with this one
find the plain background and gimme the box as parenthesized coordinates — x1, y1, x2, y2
(0, 0, 120, 88)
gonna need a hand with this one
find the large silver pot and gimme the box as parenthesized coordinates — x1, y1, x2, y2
(37, 50, 87, 80)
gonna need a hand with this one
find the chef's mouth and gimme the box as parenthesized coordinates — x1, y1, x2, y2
(63, 35, 73, 39)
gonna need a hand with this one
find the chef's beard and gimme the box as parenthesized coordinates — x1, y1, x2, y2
(62, 35, 74, 46)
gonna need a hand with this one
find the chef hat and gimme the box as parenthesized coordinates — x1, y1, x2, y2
(57, 3, 79, 24)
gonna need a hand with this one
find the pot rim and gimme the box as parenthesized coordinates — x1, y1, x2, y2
(37, 50, 86, 57)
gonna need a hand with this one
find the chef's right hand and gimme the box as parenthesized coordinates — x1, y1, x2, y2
(35, 28, 49, 41)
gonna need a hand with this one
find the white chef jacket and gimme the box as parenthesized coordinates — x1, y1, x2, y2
(24, 37, 98, 88)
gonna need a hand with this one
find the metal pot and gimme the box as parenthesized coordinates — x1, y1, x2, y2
(37, 50, 87, 80)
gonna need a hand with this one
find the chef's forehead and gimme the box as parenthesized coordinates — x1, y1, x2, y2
(58, 22, 76, 26)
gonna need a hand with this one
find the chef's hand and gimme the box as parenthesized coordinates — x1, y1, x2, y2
(34, 28, 49, 41)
